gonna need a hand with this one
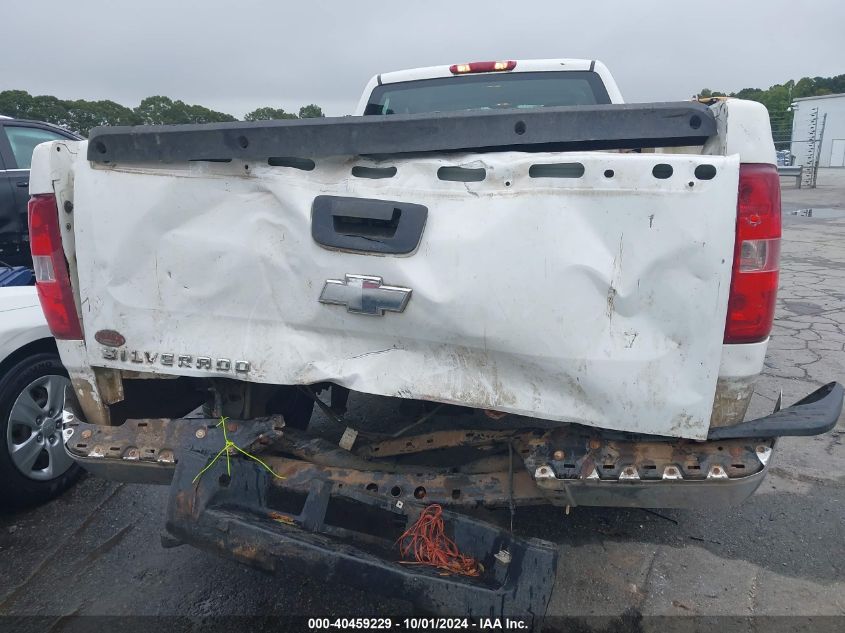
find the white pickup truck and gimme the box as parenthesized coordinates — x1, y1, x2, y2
(28, 59, 843, 620)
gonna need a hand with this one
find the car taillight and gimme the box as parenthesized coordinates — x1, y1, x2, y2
(724, 164, 781, 344)
(28, 194, 83, 340)
(449, 60, 517, 74)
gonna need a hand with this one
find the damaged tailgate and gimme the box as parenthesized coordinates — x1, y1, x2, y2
(70, 149, 739, 439)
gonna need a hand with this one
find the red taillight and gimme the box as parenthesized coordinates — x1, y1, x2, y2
(724, 164, 782, 344)
(28, 194, 83, 340)
(449, 60, 517, 74)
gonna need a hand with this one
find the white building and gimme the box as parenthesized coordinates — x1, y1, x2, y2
(790, 93, 845, 167)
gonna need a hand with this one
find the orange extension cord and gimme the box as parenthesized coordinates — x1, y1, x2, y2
(397, 504, 482, 577)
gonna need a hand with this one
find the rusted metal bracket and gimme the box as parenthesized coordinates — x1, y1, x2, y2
(355, 429, 522, 458)
(61, 407, 285, 484)
(258, 455, 546, 508)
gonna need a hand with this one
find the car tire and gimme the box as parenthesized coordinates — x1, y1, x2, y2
(0, 352, 80, 507)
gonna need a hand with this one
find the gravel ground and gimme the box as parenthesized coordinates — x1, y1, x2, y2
(1, 170, 843, 629)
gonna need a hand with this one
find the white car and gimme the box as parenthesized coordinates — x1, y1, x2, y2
(0, 286, 77, 505)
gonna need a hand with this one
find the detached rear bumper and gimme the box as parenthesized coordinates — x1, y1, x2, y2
(166, 448, 557, 624)
(58, 382, 842, 620)
(61, 382, 843, 504)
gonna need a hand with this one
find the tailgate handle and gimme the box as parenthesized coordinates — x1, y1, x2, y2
(312, 195, 427, 255)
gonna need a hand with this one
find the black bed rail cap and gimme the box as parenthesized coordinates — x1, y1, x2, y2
(86, 101, 716, 164)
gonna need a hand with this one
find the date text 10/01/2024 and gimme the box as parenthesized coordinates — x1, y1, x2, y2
(307, 618, 528, 630)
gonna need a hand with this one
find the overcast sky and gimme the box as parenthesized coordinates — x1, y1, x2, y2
(3, 0, 844, 117)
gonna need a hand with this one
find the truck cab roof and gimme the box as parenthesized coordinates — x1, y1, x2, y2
(354, 58, 624, 115)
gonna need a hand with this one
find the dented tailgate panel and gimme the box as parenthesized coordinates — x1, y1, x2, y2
(71, 150, 739, 439)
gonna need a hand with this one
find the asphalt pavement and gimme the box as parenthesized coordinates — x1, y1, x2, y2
(1, 170, 843, 629)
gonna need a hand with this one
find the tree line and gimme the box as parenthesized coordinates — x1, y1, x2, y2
(697, 74, 845, 144)
(3, 73, 843, 139)
(0, 90, 324, 136)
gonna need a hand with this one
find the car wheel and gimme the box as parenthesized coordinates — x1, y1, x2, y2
(0, 352, 80, 507)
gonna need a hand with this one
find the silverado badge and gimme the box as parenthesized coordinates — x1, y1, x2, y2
(319, 274, 411, 316)
(100, 348, 250, 374)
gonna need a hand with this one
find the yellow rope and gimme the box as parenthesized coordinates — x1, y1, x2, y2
(192, 416, 285, 484)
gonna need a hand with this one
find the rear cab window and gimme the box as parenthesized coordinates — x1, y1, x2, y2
(364, 71, 611, 115)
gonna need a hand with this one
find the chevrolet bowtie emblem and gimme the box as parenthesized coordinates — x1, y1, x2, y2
(319, 274, 412, 316)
